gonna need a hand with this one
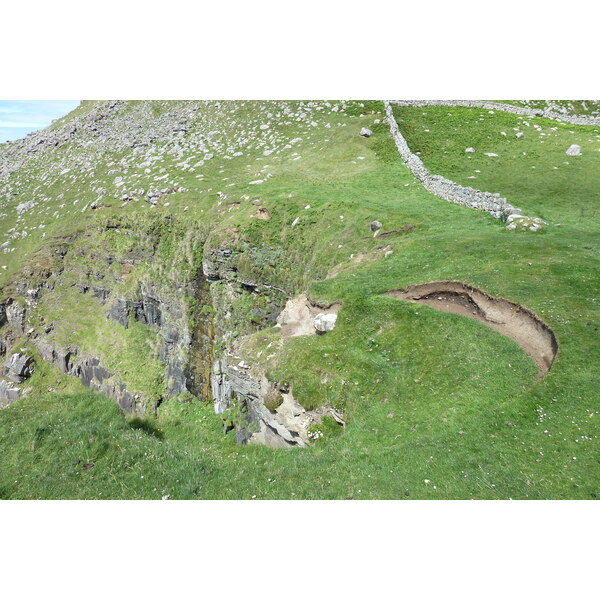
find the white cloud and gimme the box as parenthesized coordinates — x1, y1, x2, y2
(0, 100, 79, 142)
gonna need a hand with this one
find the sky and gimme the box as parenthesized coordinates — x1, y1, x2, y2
(0, 100, 80, 143)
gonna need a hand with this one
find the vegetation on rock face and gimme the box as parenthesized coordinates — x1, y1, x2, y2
(1, 100, 599, 499)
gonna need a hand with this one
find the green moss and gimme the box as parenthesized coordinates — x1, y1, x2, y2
(263, 389, 283, 411)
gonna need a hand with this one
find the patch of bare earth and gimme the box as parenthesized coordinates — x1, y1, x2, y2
(276, 294, 341, 338)
(387, 281, 558, 378)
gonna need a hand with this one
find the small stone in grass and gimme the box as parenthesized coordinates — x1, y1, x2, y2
(370, 220, 382, 233)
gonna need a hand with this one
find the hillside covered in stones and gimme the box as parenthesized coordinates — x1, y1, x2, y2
(1, 100, 599, 499)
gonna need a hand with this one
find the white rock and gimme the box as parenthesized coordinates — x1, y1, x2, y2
(566, 144, 581, 156)
(313, 313, 337, 333)
(16, 201, 35, 215)
(360, 128, 372, 137)
(505, 214, 523, 222)
(465, 147, 475, 153)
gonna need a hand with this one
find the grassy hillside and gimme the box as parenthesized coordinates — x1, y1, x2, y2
(1, 100, 599, 499)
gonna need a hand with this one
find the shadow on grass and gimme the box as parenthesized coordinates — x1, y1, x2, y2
(128, 417, 164, 440)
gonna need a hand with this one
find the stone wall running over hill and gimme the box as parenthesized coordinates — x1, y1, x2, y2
(384, 101, 521, 219)
(391, 100, 600, 127)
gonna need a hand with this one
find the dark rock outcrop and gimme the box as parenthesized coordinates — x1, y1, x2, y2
(107, 297, 129, 328)
(91, 287, 110, 304)
(4, 353, 34, 383)
(34, 339, 152, 414)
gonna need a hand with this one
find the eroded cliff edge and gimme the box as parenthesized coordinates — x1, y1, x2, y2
(0, 213, 344, 447)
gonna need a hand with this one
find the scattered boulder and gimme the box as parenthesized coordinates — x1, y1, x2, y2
(313, 313, 337, 333)
(465, 147, 475, 153)
(370, 220, 382, 235)
(505, 215, 545, 232)
(566, 144, 581, 156)
(360, 128, 372, 138)
(257, 207, 271, 220)
(516, 132, 524, 138)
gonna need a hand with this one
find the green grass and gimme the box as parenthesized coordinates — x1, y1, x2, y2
(1, 101, 600, 499)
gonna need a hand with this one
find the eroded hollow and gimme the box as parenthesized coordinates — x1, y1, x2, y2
(387, 281, 558, 378)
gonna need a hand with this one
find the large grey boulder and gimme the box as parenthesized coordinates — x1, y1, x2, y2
(5, 353, 34, 383)
(313, 313, 337, 333)
(566, 144, 581, 156)
(360, 128, 372, 138)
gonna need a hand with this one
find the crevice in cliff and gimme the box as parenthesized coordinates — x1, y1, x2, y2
(185, 267, 215, 401)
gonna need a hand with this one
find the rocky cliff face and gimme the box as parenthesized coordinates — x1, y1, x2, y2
(0, 214, 339, 447)
(105, 282, 194, 397)
(211, 357, 344, 448)
(0, 292, 156, 413)
(0, 99, 360, 447)
(0, 216, 205, 415)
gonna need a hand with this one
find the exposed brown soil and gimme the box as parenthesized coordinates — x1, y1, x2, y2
(276, 294, 341, 338)
(387, 281, 558, 378)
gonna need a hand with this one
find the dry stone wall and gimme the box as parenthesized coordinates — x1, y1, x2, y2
(384, 101, 520, 219)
